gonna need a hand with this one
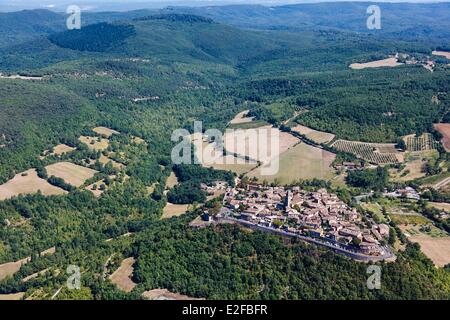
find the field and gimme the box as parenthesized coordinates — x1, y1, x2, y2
(247, 142, 336, 184)
(390, 151, 437, 182)
(0, 169, 67, 200)
(161, 203, 190, 220)
(98, 154, 125, 170)
(86, 179, 108, 197)
(46, 162, 97, 187)
(349, 57, 402, 69)
(291, 124, 335, 144)
(0, 293, 25, 300)
(142, 289, 202, 300)
(331, 139, 402, 164)
(78, 136, 109, 151)
(202, 158, 258, 175)
(0, 257, 30, 281)
(360, 202, 388, 223)
(0, 247, 55, 281)
(433, 123, 450, 151)
(428, 202, 450, 212)
(109, 257, 137, 293)
(223, 126, 299, 164)
(432, 51, 450, 59)
(52, 144, 76, 156)
(92, 126, 120, 137)
(410, 235, 450, 267)
(194, 138, 258, 175)
(228, 110, 254, 125)
(165, 171, 179, 190)
(403, 133, 438, 152)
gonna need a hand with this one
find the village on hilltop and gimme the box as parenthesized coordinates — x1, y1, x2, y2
(200, 183, 394, 259)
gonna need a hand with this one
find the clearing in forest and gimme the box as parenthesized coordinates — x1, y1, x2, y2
(433, 123, 450, 152)
(109, 257, 137, 293)
(0, 247, 55, 281)
(0, 169, 67, 200)
(432, 51, 450, 59)
(291, 124, 335, 144)
(79, 136, 109, 151)
(161, 203, 190, 220)
(52, 144, 76, 156)
(98, 154, 125, 170)
(247, 142, 336, 184)
(46, 162, 97, 187)
(92, 127, 120, 137)
(165, 171, 179, 190)
(349, 57, 402, 69)
(228, 110, 254, 125)
(142, 289, 202, 300)
(0, 293, 25, 300)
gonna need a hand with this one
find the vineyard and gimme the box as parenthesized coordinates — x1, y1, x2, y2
(330, 140, 401, 164)
(403, 133, 438, 152)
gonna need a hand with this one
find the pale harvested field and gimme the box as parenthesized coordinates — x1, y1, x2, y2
(142, 289, 202, 300)
(0, 258, 29, 281)
(0, 247, 55, 281)
(109, 257, 137, 293)
(0, 169, 67, 200)
(79, 136, 109, 151)
(432, 51, 450, 59)
(99, 155, 124, 170)
(202, 159, 257, 176)
(223, 126, 299, 164)
(46, 162, 97, 187)
(86, 179, 107, 197)
(409, 235, 450, 267)
(291, 124, 335, 144)
(165, 171, 179, 189)
(391, 158, 426, 181)
(52, 144, 76, 156)
(229, 110, 254, 124)
(428, 202, 450, 212)
(433, 123, 450, 152)
(0, 293, 25, 300)
(247, 142, 336, 184)
(92, 126, 119, 137)
(162, 203, 190, 219)
(132, 136, 146, 145)
(195, 140, 258, 175)
(349, 57, 402, 69)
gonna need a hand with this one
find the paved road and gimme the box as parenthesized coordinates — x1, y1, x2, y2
(218, 217, 396, 262)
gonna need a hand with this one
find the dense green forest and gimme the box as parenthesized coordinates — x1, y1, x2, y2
(0, 4, 449, 300)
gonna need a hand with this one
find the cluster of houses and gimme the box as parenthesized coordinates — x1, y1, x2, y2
(221, 184, 390, 256)
(383, 186, 421, 201)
